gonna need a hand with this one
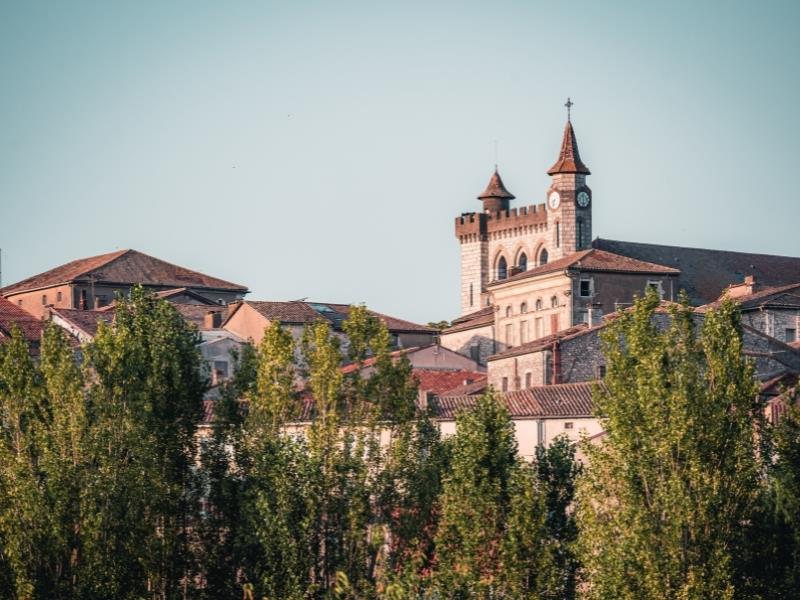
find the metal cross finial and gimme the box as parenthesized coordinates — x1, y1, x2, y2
(564, 97, 573, 121)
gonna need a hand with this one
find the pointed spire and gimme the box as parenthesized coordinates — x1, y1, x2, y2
(547, 120, 591, 176)
(477, 167, 515, 200)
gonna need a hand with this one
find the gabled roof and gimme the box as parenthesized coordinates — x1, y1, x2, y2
(432, 381, 599, 419)
(477, 168, 515, 200)
(487, 322, 604, 361)
(0, 298, 43, 344)
(48, 307, 114, 339)
(547, 120, 590, 175)
(226, 300, 437, 334)
(593, 238, 800, 305)
(153, 287, 220, 305)
(1, 249, 248, 296)
(487, 248, 679, 288)
(698, 282, 800, 313)
(443, 306, 495, 334)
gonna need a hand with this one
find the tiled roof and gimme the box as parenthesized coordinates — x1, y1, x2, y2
(0, 297, 43, 343)
(547, 120, 591, 175)
(698, 282, 800, 313)
(413, 369, 486, 395)
(340, 346, 420, 375)
(593, 238, 800, 305)
(237, 300, 437, 334)
(50, 308, 114, 338)
(154, 287, 219, 305)
(432, 381, 598, 419)
(443, 306, 495, 334)
(1, 249, 248, 295)
(488, 248, 679, 288)
(487, 322, 603, 361)
(478, 168, 515, 200)
(172, 304, 228, 330)
(438, 377, 489, 397)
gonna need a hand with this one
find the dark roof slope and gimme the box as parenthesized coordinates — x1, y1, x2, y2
(433, 381, 598, 419)
(1, 249, 248, 295)
(444, 306, 495, 334)
(593, 238, 800, 305)
(488, 248, 678, 287)
(50, 308, 114, 338)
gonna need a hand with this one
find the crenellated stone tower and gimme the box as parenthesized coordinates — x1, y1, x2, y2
(455, 106, 593, 315)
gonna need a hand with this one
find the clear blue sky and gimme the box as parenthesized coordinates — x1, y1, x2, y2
(1, 0, 798, 324)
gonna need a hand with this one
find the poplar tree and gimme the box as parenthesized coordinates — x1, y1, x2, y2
(576, 291, 765, 599)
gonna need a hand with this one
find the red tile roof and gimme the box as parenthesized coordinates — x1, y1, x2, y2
(593, 238, 800, 305)
(340, 346, 421, 375)
(438, 378, 489, 397)
(488, 248, 679, 288)
(547, 120, 591, 175)
(698, 282, 800, 313)
(1, 249, 248, 296)
(413, 369, 486, 396)
(478, 168, 515, 200)
(172, 304, 228, 330)
(0, 298, 43, 344)
(433, 381, 598, 419)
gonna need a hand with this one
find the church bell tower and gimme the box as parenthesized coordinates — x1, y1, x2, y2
(545, 98, 592, 260)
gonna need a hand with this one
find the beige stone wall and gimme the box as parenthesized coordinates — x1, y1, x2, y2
(7, 283, 74, 318)
(487, 351, 549, 390)
(440, 322, 496, 365)
(490, 271, 574, 348)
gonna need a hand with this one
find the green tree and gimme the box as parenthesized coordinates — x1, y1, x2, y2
(576, 291, 765, 599)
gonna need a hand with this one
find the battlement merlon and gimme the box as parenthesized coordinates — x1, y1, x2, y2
(455, 203, 548, 239)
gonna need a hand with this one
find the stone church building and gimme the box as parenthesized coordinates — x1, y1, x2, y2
(441, 108, 800, 370)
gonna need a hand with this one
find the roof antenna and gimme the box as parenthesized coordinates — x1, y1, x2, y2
(564, 97, 573, 121)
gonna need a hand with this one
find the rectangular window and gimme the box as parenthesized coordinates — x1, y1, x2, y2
(17, 300, 22, 307)
(469, 345, 480, 362)
(786, 328, 797, 343)
(505, 323, 513, 347)
(596, 365, 607, 379)
(41, 294, 47, 305)
(56, 291, 62, 303)
(95, 294, 108, 308)
(214, 360, 229, 379)
(535, 317, 543, 339)
(556, 222, 561, 248)
(469, 283, 474, 307)
(579, 310, 589, 324)
(520, 320, 528, 344)
(525, 372, 532, 389)
(564, 422, 574, 430)
(544, 350, 553, 385)
(501, 377, 508, 392)
(580, 279, 592, 297)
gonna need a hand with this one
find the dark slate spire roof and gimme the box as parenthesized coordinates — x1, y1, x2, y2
(477, 168, 516, 200)
(547, 120, 591, 175)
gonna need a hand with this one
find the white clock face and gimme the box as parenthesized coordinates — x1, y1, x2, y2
(548, 191, 561, 210)
(577, 191, 590, 208)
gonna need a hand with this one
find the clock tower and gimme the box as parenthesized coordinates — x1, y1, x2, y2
(545, 99, 592, 260)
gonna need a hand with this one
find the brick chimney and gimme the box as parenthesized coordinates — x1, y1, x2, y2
(204, 310, 223, 329)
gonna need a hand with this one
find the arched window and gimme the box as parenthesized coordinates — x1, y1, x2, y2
(505, 306, 512, 318)
(518, 252, 528, 272)
(497, 256, 508, 280)
(539, 248, 549, 265)
(551, 296, 558, 308)
(520, 302, 528, 314)
(535, 298, 543, 311)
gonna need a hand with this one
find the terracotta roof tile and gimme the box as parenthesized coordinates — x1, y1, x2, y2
(413, 369, 486, 396)
(0, 298, 43, 343)
(49, 308, 114, 338)
(547, 120, 590, 175)
(593, 238, 800, 305)
(432, 381, 599, 419)
(488, 248, 678, 288)
(477, 168, 515, 200)
(1, 249, 248, 296)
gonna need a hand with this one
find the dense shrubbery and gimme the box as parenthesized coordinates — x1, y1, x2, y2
(0, 288, 798, 598)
